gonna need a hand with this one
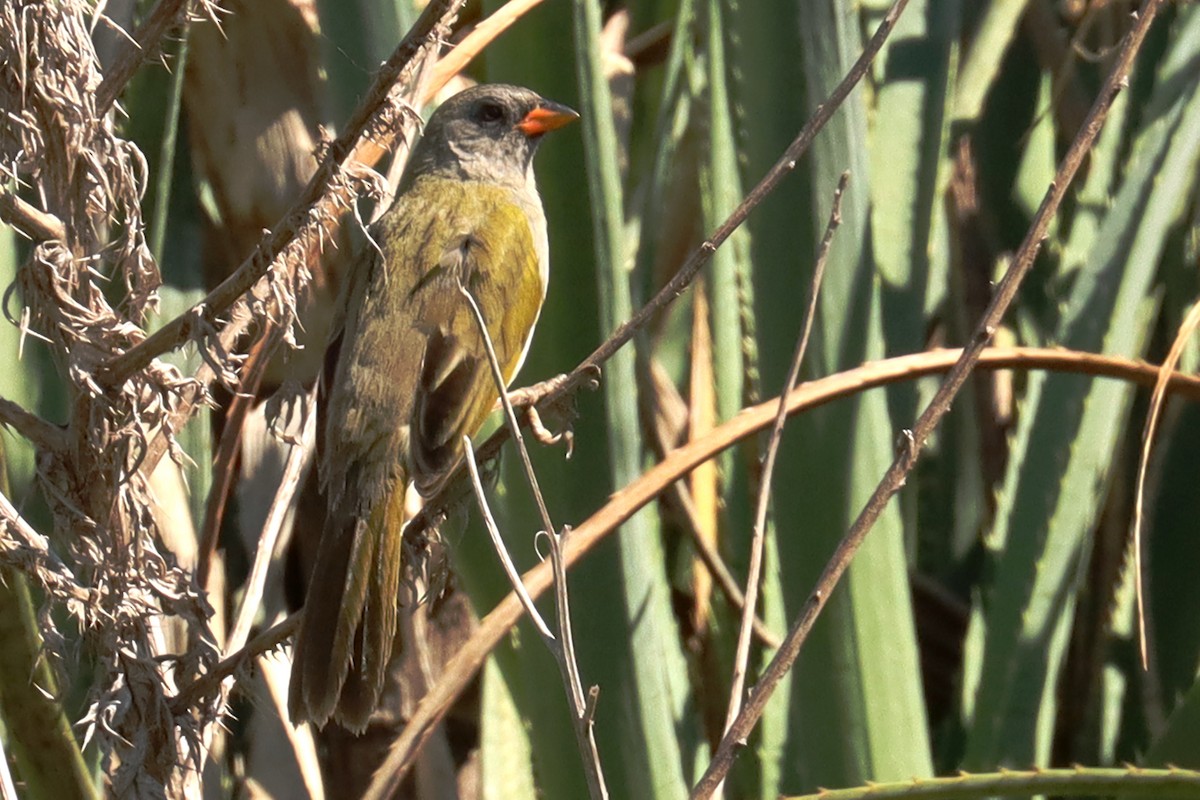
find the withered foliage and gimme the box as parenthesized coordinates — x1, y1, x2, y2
(0, 1, 230, 795)
(0, 0, 408, 794)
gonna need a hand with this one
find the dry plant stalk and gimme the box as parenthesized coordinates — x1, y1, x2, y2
(0, 0, 460, 793)
(1, 2, 221, 793)
(692, 0, 1168, 794)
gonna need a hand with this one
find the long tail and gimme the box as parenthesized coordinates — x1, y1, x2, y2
(289, 493, 404, 732)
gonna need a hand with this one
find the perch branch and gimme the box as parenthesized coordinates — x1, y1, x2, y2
(98, 0, 464, 389)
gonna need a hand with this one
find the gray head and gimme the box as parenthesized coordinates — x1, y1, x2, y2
(402, 84, 578, 191)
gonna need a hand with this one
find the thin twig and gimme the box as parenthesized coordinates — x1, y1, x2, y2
(339, 343, 1200, 789)
(689, 2, 1166, 795)
(462, 436, 554, 641)
(170, 613, 301, 712)
(435, 283, 607, 800)
(722, 173, 847, 741)
(1130, 296, 1200, 669)
(455, 286, 556, 537)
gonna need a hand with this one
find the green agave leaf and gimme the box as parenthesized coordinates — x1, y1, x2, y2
(868, 0, 963, 579)
(316, 0, 417, 125)
(1143, 675, 1200, 770)
(572, 2, 696, 796)
(1145, 403, 1200, 744)
(0, 224, 38, 496)
(480, 655, 538, 800)
(953, 0, 1032, 124)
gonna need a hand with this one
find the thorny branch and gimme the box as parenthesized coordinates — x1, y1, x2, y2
(2, 2, 209, 792)
(0, 0, 459, 793)
(690, 0, 1169, 795)
(97, 0, 464, 390)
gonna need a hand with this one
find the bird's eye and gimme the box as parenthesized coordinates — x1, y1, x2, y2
(476, 102, 505, 124)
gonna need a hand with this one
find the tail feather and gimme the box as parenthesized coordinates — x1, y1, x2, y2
(289, 504, 389, 732)
(334, 492, 406, 727)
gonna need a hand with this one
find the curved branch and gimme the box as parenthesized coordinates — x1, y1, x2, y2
(372, 344, 1200, 786)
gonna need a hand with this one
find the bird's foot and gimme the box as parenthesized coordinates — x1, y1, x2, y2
(526, 403, 574, 456)
(504, 371, 594, 458)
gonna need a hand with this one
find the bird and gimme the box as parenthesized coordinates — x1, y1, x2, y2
(289, 84, 578, 731)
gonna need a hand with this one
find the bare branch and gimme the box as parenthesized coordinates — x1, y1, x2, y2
(722, 172, 847, 744)
(226, 391, 315, 655)
(0, 396, 65, 452)
(690, 1, 1168, 795)
(0, 192, 66, 242)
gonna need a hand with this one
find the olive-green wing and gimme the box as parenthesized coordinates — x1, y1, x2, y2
(406, 193, 544, 493)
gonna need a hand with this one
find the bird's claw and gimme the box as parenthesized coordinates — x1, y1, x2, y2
(504, 373, 579, 457)
(526, 403, 575, 457)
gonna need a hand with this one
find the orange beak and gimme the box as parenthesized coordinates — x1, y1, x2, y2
(516, 101, 580, 137)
